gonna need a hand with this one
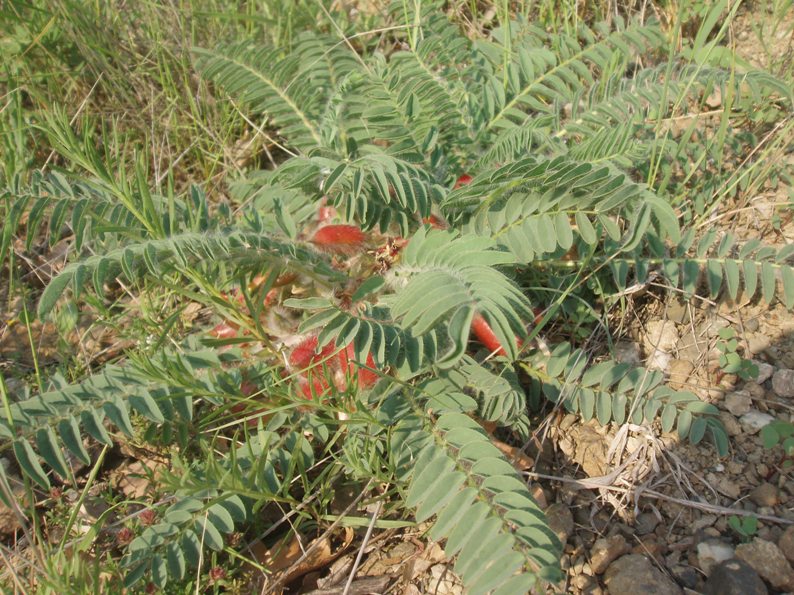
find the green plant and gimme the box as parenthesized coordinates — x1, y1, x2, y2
(728, 514, 759, 541)
(2, 1, 793, 592)
(716, 327, 759, 381)
(760, 420, 794, 469)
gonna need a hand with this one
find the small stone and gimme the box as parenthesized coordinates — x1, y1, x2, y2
(648, 350, 672, 372)
(570, 574, 597, 591)
(778, 526, 794, 563)
(702, 559, 768, 595)
(739, 411, 775, 433)
(615, 341, 642, 366)
(631, 535, 665, 558)
(712, 474, 741, 499)
(705, 88, 722, 108)
(427, 564, 463, 595)
(719, 412, 742, 436)
(750, 483, 779, 507)
(644, 320, 679, 353)
(743, 382, 765, 399)
(667, 299, 690, 324)
(0, 498, 22, 536)
(670, 565, 699, 589)
(747, 335, 771, 356)
(591, 535, 631, 574)
(644, 321, 678, 371)
(753, 361, 774, 384)
(545, 503, 574, 545)
(668, 359, 695, 390)
(735, 538, 794, 590)
(693, 515, 719, 532)
(604, 554, 682, 595)
(697, 539, 735, 574)
(635, 512, 660, 536)
(724, 391, 753, 416)
(772, 369, 794, 397)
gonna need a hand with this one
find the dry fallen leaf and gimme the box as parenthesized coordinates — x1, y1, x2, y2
(248, 526, 354, 588)
(492, 437, 535, 471)
(111, 459, 167, 499)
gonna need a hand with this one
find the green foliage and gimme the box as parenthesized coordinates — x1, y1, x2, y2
(2, 2, 793, 591)
(716, 328, 759, 381)
(728, 514, 759, 541)
(522, 344, 729, 453)
(760, 420, 794, 468)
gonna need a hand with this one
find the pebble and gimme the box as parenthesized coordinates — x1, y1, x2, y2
(697, 539, 735, 574)
(705, 473, 741, 499)
(735, 538, 794, 591)
(615, 341, 642, 365)
(590, 535, 631, 574)
(645, 321, 679, 371)
(603, 554, 683, 595)
(635, 512, 660, 536)
(645, 320, 679, 353)
(570, 574, 597, 591)
(743, 382, 765, 399)
(724, 391, 753, 416)
(668, 359, 695, 390)
(670, 564, 699, 589)
(693, 515, 719, 532)
(750, 482, 779, 507)
(702, 559, 768, 595)
(739, 411, 775, 433)
(667, 300, 690, 324)
(778, 526, 794, 563)
(427, 564, 463, 595)
(545, 503, 574, 545)
(0, 498, 22, 536)
(772, 368, 794, 397)
(719, 412, 743, 436)
(753, 361, 774, 384)
(747, 334, 771, 356)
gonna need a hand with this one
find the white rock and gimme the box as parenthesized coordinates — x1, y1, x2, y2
(772, 369, 794, 398)
(643, 320, 679, 371)
(648, 349, 672, 372)
(739, 411, 775, 433)
(644, 320, 679, 354)
(697, 540, 736, 575)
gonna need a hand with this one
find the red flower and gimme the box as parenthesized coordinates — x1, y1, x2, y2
(209, 322, 238, 339)
(310, 224, 367, 256)
(422, 214, 448, 229)
(208, 566, 226, 584)
(139, 508, 157, 526)
(289, 336, 379, 398)
(117, 526, 134, 546)
(453, 173, 473, 189)
(470, 313, 507, 356)
(289, 336, 336, 371)
(339, 344, 379, 388)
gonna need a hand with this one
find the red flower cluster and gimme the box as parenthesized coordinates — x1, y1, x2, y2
(289, 335, 378, 399)
(454, 173, 473, 189)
